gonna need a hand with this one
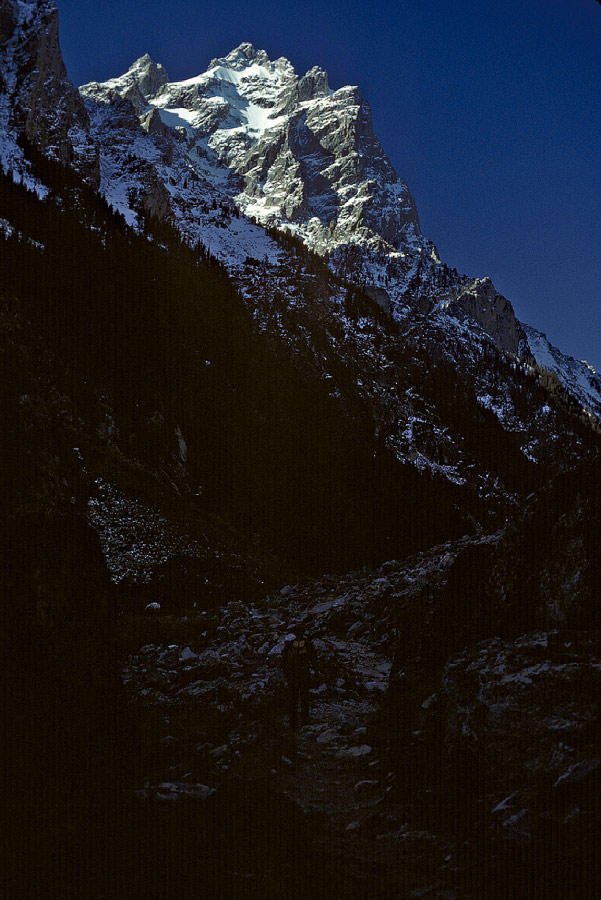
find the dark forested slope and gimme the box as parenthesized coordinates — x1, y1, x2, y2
(1, 149, 486, 581)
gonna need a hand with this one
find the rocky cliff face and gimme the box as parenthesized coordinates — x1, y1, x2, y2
(440, 276, 527, 356)
(81, 43, 423, 256)
(0, 0, 98, 184)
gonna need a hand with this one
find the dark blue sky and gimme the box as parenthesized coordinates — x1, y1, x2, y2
(57, 0, 601, 368)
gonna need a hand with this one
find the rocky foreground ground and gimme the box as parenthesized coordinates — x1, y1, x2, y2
(109, 535, 601, 899)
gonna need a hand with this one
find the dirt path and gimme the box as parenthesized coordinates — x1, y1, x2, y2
(276, 696, 384, 828)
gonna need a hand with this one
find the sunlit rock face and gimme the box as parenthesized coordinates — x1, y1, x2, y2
(81, 42, 422, 256)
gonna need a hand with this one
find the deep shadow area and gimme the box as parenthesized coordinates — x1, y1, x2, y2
(0, 155, 486, 577)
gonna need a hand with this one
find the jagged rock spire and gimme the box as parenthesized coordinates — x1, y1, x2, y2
(126, 53, 169, 99)
(0, 0, 98, 183)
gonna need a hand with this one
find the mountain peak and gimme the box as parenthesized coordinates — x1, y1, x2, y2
(79, 52, 169, 115)
(209, 42, 262, 71)
(297, 64, 330, 100)
(207, 42, 297, 79)
(126, 53, 169, 98)
(81, 39, 422, 254)
(228, 41, 258, 62)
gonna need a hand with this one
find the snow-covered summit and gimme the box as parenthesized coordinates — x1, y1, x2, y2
(81, 54, 169, 115)
(76, 40, 601, 419)
(80, 42, 423, 256)
(207, 41, 295, 77)
(523, 324, 601, 419)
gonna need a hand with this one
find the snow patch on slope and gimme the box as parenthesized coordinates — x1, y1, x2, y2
(523, 323, 601, 420)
